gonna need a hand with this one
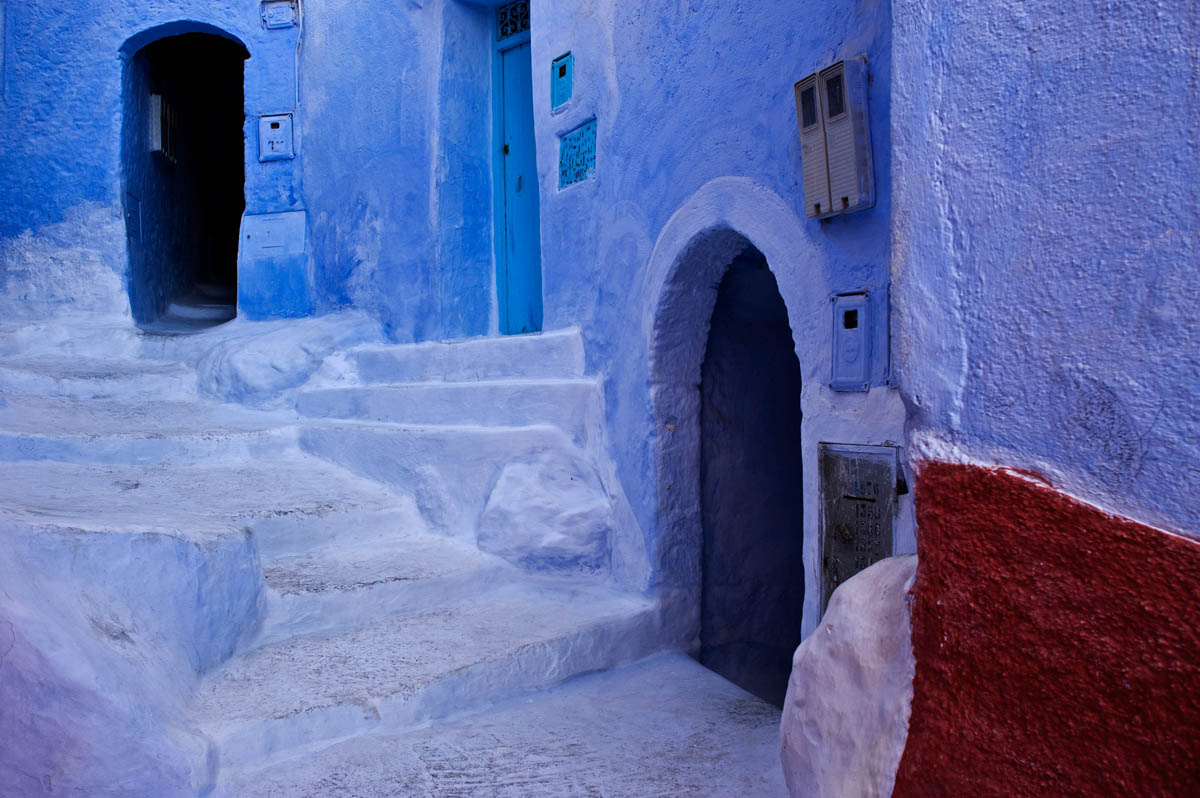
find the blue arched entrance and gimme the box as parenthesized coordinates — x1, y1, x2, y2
(120, 24, 249, 328)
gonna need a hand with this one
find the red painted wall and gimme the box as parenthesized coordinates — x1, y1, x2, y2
(894, 462, 1200, 798)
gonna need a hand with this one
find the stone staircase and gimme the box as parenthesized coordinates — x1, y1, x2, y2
(0, 320, 782, 796)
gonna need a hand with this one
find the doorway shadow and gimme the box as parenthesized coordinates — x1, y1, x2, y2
(122, 31, 248, 331)
(699, 245, 806, 706)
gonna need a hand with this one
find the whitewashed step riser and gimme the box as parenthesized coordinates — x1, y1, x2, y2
(295, 380, 602, 445)
(255, 560, 517, 647)
(0, 366, 197, 400)
(0, 429, 299, 466)
(298, 423, 587, 541)
(0, 321, 144, 360)
(203, 604, 667, 777)
(349, 329, 585, 384)
(248, 507, 426, 562)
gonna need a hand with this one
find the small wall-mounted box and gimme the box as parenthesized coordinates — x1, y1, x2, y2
(551, 52, 574, 111)
(261, 1, 298, 29)
(818, 442, 898, 615)
(795, 57, 874, 219)
(794, 74, 831, 218)
(831, 291, 871, 391)
(258, 113, 295, 161)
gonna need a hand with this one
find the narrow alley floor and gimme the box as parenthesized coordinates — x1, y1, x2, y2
(215, 653, 788, 797)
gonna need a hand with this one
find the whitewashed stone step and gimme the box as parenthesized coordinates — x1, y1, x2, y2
(0, 394, 299, 464)
(295, 378, 602, 443)
(347, 327, 585, 384)
(211, 653, 787, 797)
(298, 422, 612, 542)
(0, 456, 403, 543)
(189, 580, 664, 775)
(255, 528, 519, 646)
(0, 354, 197, 399)
(0, 317, 144, 359)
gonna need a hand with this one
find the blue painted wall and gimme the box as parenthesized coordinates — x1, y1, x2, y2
(0, 2, 305, 320)
(529, 0, 900, 611)
(300, 0, 494, 340)
(891, 0, 1199, 538)
(0, 1, 497, 333)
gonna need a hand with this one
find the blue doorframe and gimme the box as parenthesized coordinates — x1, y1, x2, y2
(491, 21, 543, 335)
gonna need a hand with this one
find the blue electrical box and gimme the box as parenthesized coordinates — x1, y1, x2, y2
(551, 52, 573, 111)
(258, 114, 295, 162)
(831, 292, 871, 391)
(261, 1, 298, 29)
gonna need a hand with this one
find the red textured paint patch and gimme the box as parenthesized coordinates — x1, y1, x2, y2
(893, 462, 1200, 798)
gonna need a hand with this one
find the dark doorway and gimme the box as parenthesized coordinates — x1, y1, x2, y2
(699, 246, 806, 706)
(122, 33, 248, 329)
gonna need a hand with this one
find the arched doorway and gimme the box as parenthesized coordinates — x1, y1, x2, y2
(698, 244, 805, 705)
(121, 30, 248, 329)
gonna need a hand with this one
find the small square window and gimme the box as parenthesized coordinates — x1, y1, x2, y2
(843, 309, 858, 329)
(825, 73, 845, 117)
(800, 86, 818, 128)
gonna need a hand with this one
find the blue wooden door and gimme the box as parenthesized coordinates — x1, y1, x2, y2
(499, 41, 543, 334)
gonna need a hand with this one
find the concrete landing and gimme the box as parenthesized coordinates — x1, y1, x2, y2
(214, 653, 788, 797)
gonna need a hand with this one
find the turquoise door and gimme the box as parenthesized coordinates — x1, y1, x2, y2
(498, 41, 543, 334)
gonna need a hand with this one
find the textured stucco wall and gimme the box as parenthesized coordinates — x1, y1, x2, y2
(889, 2, 1199, 789)
(0, 1, 499, 332)
(891, 0, 1199, 536)
(897, 463, 1200, 797)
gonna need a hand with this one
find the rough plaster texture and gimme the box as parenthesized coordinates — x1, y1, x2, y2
(0, 203, 129, 321)
(191, 313, 383, 406)
(302, 0, 494, 339)
(0, 519, 257, 797)
(0, 0, 914, 635)
(895, 463, 1200, 797)
(0, 325, 672, 792)
(890, 0, 1200, 536)
(478, 450, 615, 573)
(780, 555, 916, 798)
